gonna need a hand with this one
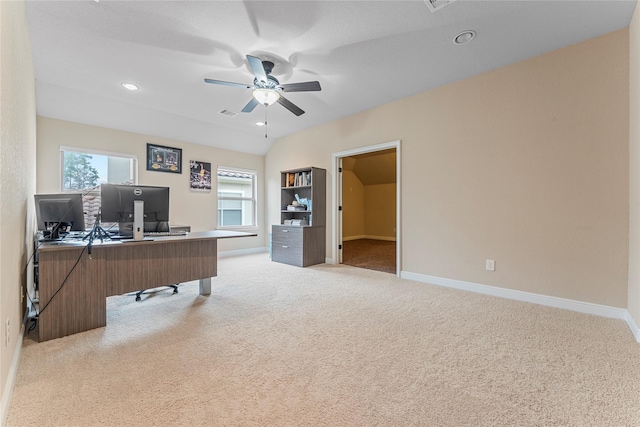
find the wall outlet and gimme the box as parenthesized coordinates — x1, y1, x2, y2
(5, 318, 10, 346)
(486, 259, 495, 271)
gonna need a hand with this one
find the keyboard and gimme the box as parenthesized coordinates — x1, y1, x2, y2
(143, 230, 188, 237)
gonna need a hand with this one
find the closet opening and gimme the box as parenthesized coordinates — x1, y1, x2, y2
(332, 141, 401, 276)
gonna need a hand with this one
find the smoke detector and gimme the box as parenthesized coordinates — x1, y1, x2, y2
(424, 0, 457, 13)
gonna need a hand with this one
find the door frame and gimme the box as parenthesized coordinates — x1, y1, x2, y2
(331, 140, 401, 276)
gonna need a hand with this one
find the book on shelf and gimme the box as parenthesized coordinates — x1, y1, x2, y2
(286, 173, 295, 187)
(285, 171, 312, 187)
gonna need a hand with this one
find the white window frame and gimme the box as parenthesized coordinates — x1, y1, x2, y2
(217, 166, 257, 230)
(218, 190, 243, 227)
(60, 145, 138, 192)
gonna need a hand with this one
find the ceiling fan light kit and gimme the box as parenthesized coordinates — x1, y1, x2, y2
(252, 88, 280, 106)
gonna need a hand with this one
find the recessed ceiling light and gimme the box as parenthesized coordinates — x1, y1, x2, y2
(121, 82, 139, 91)
(453, 30, 476, 45)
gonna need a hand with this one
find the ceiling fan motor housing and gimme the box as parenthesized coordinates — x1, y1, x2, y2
(262, 60, 275, 75)
(253, 60, 280, 89)
(254, 74, 281, 90)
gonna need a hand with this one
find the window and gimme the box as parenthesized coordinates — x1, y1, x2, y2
(217, 167, 256, 228)
(60, 146, 137, 191)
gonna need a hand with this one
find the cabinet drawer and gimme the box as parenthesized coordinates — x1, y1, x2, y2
(272, 226, 302, 245)
(272, 243, 303, 267)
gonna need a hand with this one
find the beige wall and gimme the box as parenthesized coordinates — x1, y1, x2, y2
(35, 117, 265, 253)
(364, 184, 396, 240)
(1, 0, 37, 420)
(629, 5, 640, 327)
(342, 170, 365, 238)
(267, 29, 629, 308)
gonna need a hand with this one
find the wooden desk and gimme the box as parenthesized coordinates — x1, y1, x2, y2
(37, 230, 255, 342)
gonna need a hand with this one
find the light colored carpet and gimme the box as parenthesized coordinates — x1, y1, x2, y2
(6, 253, 640, 426)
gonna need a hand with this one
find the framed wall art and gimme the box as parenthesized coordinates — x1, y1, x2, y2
(190, 160, 212, 191)
(147, 143, 182, 174)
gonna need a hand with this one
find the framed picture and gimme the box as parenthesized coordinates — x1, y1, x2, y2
(190, 160, 212, 191)
(147, 143, 182, 174)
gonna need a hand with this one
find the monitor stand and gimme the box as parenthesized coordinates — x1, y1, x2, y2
(133, 200, 144, 241)
(44, 222, 66, 240)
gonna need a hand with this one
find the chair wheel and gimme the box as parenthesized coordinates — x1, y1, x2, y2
(135, 295, 141, 301)
(173, 288, 178, 294)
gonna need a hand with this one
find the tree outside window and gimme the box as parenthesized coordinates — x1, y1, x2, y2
(63, 152, 100, 190)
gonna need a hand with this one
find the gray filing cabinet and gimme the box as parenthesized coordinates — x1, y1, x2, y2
(271, 225, 325, 267)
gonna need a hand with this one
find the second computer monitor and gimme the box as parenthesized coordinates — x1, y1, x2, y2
(34, 193, 86, 239)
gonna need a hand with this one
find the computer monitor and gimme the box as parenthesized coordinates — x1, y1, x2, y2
(34, 193, 86, 240)
(100, 184, 170, 235)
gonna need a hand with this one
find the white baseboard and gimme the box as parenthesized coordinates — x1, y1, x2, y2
(364, 235, 396, 242)
(401, 271, 639, 343)
(1, 325, 24, 427)
(342, 235, 366, 241)
(625, 311, 640, 343)
(218, 247, 268, 258)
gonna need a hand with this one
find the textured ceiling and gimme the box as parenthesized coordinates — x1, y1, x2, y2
(26, 0, 637, 156)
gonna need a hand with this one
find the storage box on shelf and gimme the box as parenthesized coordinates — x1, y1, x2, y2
(272, 167, 326, 267)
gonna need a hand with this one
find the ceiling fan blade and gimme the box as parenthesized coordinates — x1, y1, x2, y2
(246, 55, 268, 83)
(279, 81, 321, 92)
(241, 97, 260, 113)
(277, 95, 305, 116)
(204, 78, 252, 89)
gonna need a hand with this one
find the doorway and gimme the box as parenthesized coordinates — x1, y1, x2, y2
(332, 141, 401, 276)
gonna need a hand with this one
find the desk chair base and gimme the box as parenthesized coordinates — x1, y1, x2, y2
(135, 284, 179, 301)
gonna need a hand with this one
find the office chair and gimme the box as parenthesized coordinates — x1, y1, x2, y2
(135, 284, 179, 301)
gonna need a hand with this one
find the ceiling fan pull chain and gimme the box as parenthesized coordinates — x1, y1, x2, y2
(264, 104, 268, 138)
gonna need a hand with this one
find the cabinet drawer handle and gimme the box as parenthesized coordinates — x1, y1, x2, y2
(282, 230, 289, 233)
(282, 245, 289, 248)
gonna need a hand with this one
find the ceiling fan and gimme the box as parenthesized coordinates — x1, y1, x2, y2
(204, 55, 321, 116)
